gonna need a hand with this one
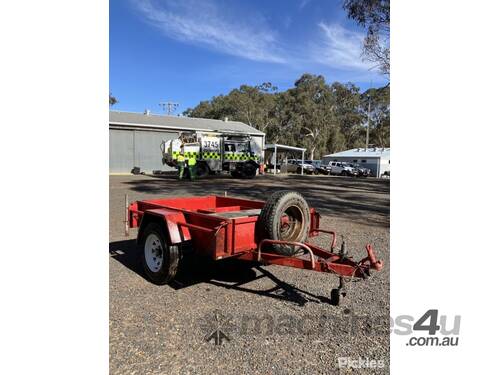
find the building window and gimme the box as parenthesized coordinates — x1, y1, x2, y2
(353, 159, 358, 163)
(361, 159, 366, 163)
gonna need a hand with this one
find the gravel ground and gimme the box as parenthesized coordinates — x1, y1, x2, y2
(109, 174, 390, 374)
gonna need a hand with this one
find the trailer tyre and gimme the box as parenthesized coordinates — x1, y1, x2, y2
(258, 190, 311, 256)
(140, 222, 180, 284)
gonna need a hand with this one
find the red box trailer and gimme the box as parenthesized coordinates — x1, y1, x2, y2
(127, 191, 383, 305)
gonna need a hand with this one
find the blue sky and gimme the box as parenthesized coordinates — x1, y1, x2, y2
(110, 0, 388, 114)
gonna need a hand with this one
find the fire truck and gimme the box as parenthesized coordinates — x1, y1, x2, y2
(161, 131, 262, 178)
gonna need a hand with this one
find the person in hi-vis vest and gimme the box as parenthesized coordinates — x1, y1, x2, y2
(187, 153, 196, 181)
(177, 148, 186, 180)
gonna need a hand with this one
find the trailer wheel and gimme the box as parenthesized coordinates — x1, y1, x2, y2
(139, 223, 179, 284)
(258, 191, 311, 256)
(330, 288, 347, 305)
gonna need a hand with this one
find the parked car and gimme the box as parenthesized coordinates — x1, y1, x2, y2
(304, 160, 322, 174)
(347, 163, 372, 177)
(289, 159, 316, 174)
(320, 161, 358, 176)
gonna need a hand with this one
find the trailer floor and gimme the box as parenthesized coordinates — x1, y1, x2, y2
(109, 174, 390, 375)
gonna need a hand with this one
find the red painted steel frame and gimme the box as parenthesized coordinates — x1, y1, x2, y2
(128, 195, 320, 260)
(128, 195, 383, 279)
(236, 240, 383, 278)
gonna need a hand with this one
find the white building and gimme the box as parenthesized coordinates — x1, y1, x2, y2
(322, 147, 390, 177)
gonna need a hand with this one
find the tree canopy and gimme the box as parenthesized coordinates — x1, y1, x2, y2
(184, 74, 389, 159)
(343, 0, 390, 75)
(109, 93, 118, 106)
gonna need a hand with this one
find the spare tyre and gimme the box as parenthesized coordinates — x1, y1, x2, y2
(258, 190, 311, 256)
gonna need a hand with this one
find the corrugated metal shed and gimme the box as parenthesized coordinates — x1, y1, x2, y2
(110, 111, 265, 135)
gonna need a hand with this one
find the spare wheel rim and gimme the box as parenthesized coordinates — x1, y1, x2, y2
(279, 205, 304, 241)
(145, 233, 164, 272)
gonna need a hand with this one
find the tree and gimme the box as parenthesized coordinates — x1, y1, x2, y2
(343, 0, 390, 75)
(331, 82, 365, 150)
(184, 83, 278, 132)
(184, 74, 389, 158)
(287, 74, 337, 159)
(109, 93, 118, 106)
(361, 85, 390, 147)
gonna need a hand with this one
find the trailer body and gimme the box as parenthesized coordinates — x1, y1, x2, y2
(129, 195, 319, 258)
(127, 194, 383, 304)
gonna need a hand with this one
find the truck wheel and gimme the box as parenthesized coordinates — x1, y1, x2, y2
(195, 162, 210, 178)
(240, 162, 258, 179)
(139, 222, 179, 284)
(340, 170, 347, 176)
(258, 191, 311, 256)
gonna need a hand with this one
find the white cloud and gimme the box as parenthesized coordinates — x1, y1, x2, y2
(132, 0, 285, 63)
(314, 22, 373, 71)
(299, 0, 312, 10)
(131, 1, 380, 75)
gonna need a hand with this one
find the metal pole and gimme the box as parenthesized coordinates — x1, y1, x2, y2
(274, 145, 277, 175)
(366, 91, 371, 150)
(124, 194, 129, 237)
(301, 150, 304, 175)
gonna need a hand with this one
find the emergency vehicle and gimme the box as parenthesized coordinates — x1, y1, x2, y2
(161, 131, 262, 178)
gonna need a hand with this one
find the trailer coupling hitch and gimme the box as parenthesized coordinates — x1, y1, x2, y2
(330, 244, 383, 305)
(336, 241, 383, 275)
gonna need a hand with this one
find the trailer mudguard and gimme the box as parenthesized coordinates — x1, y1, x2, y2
(138, 208, 192, 244)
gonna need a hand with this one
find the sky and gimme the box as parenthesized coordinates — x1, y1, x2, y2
(110, 0, 389, 114)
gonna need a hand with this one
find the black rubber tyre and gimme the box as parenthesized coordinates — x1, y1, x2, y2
(331, 289, 340, 305)
(258, 190, 311, 256)
(139, 222, 180, 285)
(330, 288, 347, 306)
(240, 162, 258, 179)
(230, 170, 241, 178)
(195, 162, 210, 178)
(340, 170, 347, 176)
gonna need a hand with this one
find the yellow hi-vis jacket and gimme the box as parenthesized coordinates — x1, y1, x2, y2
(177, 154, 185, 163)
(187, 156, 196, 166)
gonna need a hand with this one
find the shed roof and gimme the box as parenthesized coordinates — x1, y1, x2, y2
(265, 143, 306, 152)
(323, 147, 390, 159)
(109, 111, 265, 136)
